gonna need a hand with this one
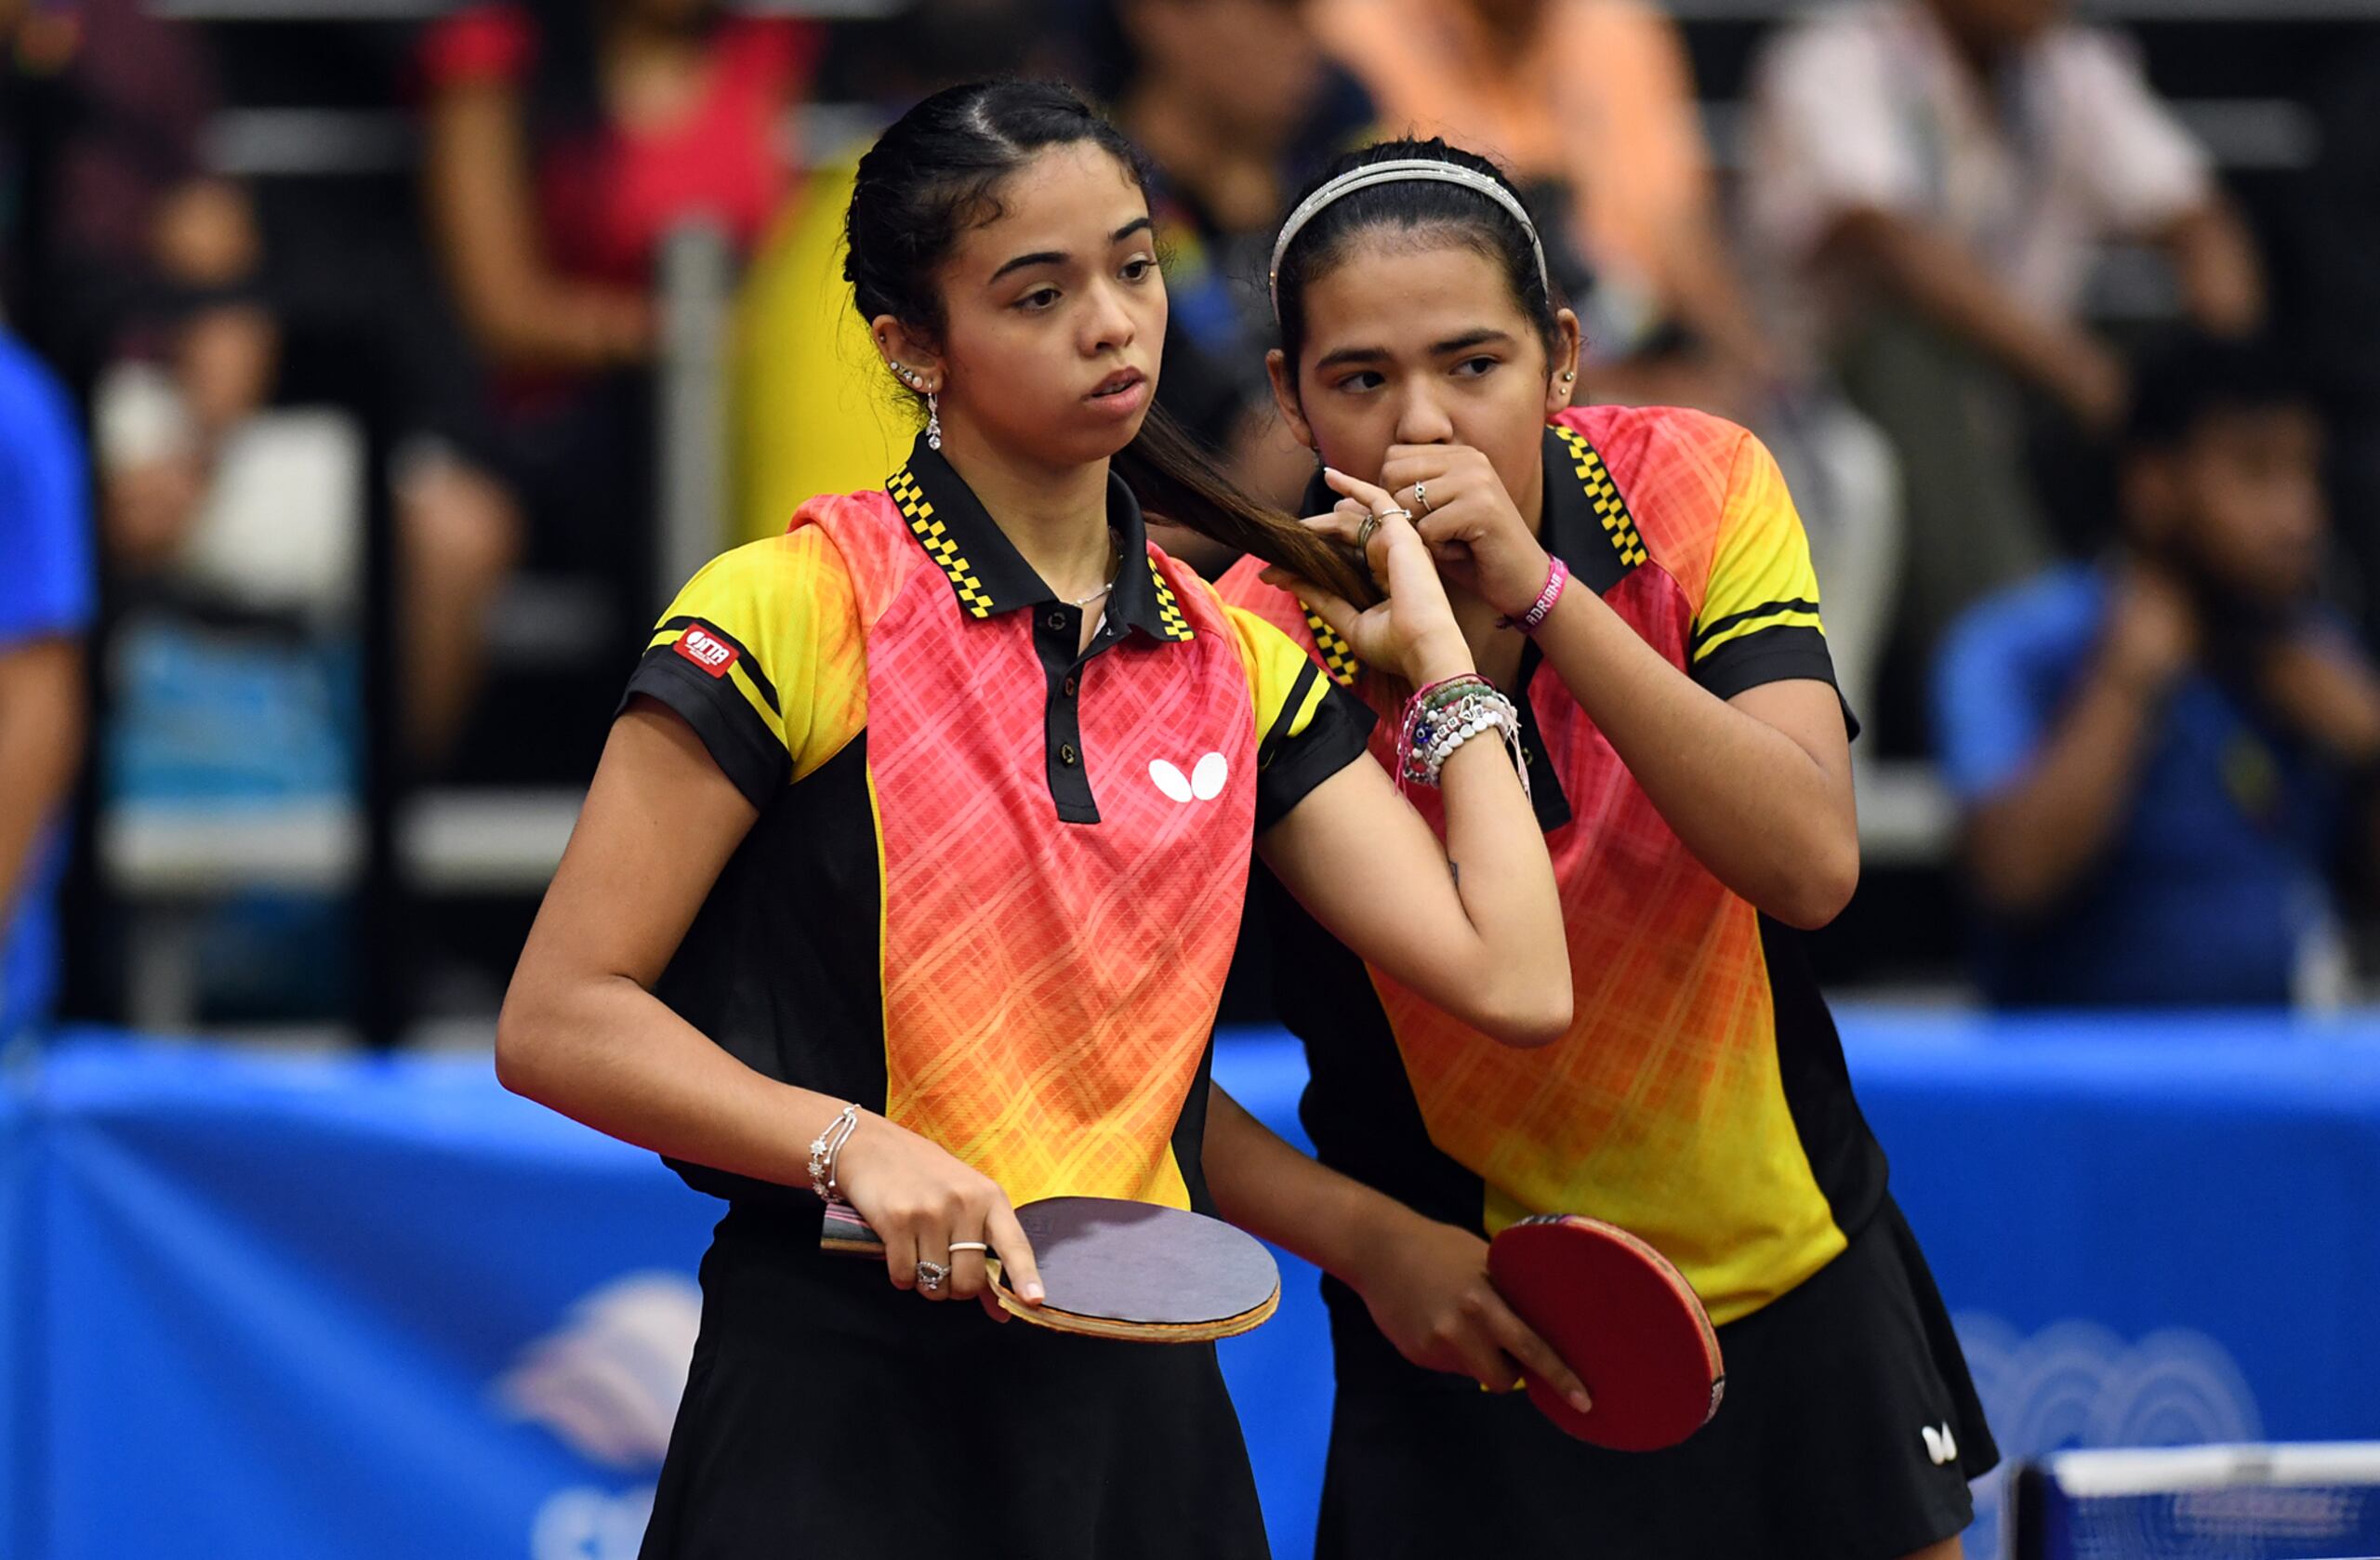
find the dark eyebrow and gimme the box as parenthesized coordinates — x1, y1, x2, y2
(990, 249, 1067, 284)
(987, 218, 1155, 284)
(1314, 327, 1519, 376)
(1313, 345, 1389, 375)
(1432, 328, 1516, 355)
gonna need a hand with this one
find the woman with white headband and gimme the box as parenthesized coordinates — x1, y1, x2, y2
(1208, 139, 1996, 1559)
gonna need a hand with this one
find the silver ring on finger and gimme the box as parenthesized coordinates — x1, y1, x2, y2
(1355, 512, 1382, 552)
(915, 1259, 949, 1293)
(948, 1241, 989, 1254)
(1412, 481, 1432, 518)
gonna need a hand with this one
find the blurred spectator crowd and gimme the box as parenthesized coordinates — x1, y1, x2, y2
(6, 0, 2380, 1045)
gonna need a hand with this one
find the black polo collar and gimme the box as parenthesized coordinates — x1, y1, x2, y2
(1286, 425, 1646, 687)
(885, 434, 1194, 643)
(1538, 423, 1646, 596)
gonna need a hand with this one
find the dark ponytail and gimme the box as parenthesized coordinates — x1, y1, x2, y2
(843, 80, 1375, 605)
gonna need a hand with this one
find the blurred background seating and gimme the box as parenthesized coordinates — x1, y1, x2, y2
(5, 0, 2378, 1036)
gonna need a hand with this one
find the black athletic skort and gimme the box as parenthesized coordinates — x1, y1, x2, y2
(640, 1203, 1272, 1560)
(1315, 1196, 1998, 1560)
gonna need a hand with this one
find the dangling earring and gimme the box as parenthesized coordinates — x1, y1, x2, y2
(926, 390, 943, 452)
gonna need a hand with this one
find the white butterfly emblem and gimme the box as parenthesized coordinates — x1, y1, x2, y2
(1149, 752, 1229, 802)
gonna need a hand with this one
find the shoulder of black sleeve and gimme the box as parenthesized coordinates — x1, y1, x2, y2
(1254, 666, 1376, 833)
(617, 619, 790, 810)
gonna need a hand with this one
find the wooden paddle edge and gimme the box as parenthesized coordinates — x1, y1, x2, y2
(990, 1275, 1282, 1343)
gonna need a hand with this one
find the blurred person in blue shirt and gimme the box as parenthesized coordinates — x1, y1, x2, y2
(0, 327, 94, 1045)
(1936, 333, 2380, 1008)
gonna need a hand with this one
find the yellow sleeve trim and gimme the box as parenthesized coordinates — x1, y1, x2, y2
(649, 530, 868, 783)
(1219, 599, 1327, 745)
(646, 626, 788, 751)
(1697, 430, 1824, 641)
(1693, 607, 1827, 661)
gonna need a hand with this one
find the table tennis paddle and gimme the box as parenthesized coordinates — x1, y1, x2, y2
(1488, 1213, 1725, 1451)
(821, 1195, 1281, 1343)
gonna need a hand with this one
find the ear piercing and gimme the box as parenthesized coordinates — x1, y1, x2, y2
(892, 363, 945, 446)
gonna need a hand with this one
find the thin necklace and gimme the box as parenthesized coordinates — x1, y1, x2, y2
(1062, 535, 1123, 610)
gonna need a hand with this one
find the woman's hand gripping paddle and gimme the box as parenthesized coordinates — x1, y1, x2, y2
(1488, 1214, 1725, 1450)
(824, 1196, 1281, 1343)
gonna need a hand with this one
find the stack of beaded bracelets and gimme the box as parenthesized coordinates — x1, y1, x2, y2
(807, 1102, 863, 1203)
(1397, 673, 1529, 798)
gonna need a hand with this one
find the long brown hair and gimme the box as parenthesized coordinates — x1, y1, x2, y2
(844, 79, 1377, 606)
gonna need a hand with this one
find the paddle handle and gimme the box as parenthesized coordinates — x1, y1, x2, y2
(819, 1202, 887, 1255)
(818, 1202, 1008, 1273)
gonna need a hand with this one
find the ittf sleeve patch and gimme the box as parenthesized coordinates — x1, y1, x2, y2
(619, 531, 867, 809)
(673, 622, 743, 676)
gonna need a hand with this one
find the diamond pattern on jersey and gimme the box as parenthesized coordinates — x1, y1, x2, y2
(861, 550, 1261, 1208)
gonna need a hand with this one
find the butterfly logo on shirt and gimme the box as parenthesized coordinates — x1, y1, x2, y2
(1148, 753, 1229, 803)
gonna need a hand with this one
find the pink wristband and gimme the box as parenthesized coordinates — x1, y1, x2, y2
(1498, 554, 1569, 633)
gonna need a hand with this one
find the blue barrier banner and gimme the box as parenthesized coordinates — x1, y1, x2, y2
(31, 1035, 716, 1560)
(1846, 1012, 2380, 1554)
(10, 1014, 2380, 1559)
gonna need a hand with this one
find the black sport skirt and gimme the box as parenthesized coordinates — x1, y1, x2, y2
(640, 1202, 1272, 1560)
(1314, 1196, 1997, 1560)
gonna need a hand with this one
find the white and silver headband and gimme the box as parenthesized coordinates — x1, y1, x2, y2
(1266, 158, 1551, 318)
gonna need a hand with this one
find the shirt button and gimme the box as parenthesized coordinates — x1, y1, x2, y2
(1060, 743, 1079, 766)
(1046, 611, 1068, 631)
(1062, 676, 1078, 698)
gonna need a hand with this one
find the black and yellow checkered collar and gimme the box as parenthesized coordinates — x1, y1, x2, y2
(1539, 423, 1646, 595)
(886, 434, 1194, 642)
(1283, 425, 1646, 688)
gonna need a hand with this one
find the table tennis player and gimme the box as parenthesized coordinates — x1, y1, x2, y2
(1209, 138, 1998, 1558)
(495, 84, 1578, 1560)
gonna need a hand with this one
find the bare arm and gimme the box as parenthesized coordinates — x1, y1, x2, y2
(1961, 568, 2193, 915)
(497, 701, 1041, 1304)
(1818, 206, 2125, 430)
(1532, 588, 1858, 929)
(2156, 199, 2266, 337)
(1202, 1083, 1587, 1405)
(1257, 475, 1572, 1047)
(421, 81, 654, 372)
(2257, 628, 2380, 768)
(1383, 441, 1856, 929)
(0, 639, 86, 927)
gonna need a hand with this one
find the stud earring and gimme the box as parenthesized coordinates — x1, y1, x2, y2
(927, 390, 942, 451)
(1560, 370, 1576, 384)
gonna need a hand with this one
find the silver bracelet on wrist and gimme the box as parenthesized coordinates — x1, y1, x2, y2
(808, 1103, 862, 1203)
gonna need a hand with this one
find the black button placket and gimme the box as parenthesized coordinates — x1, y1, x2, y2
(1038, 604, 1104, 824)
(1513, 641, 1574, 831)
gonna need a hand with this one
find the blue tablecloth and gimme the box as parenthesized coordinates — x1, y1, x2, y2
(6, 1013, 2380, 1559)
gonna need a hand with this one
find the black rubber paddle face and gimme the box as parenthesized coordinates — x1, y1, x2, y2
(1012, 1196, 1280, 1330)
(818, 1194, 1281, 1342)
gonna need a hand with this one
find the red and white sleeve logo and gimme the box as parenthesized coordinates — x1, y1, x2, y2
(673, 625, 739, 677)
